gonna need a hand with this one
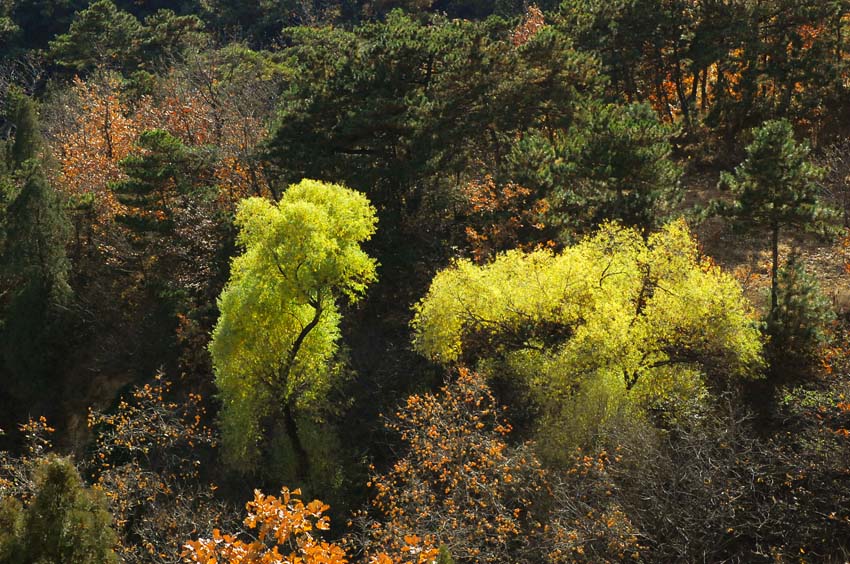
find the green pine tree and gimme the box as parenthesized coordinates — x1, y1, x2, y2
(111, 128, 199, 238)
(3, 167, 72, 306)
(47, 0, 143, 74)
(437, 544, 456, 564)
(716, 119, 836, 313)
(509, 101, 682, 236)
(766, 253, 834, 381)
(5, 88, 40, 171)
(18, 457, 118, 564)
(0, 496, 23, 563)
(0, 89, 72, 403)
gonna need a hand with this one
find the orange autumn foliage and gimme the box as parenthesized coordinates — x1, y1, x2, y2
(356, 369, 546, 563)
(182, 485, 441, 564)
(87, 374, 216, 529)
(54, 75, 137, 222)
(547, 449, 641, 563)
(53, 73, 270, 228)
(87, 374, 226, 564)
(183, 487, 348, 564)
(797, 23, 825, 51)
(512, 5, 546, 47)
(144, 73, 272, 205)
(0, 416, 56, 501)
(463, 175, 550, 263)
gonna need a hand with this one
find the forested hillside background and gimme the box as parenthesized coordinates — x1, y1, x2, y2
(2, 1, 850, 562)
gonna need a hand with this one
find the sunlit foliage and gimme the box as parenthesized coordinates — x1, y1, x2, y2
(183, 486, 441, 564)
(183, 487, 348, 564)
(355, 369, 546, 563)
(53, 74, 139, 223)
(413, 220, 764, 445)
(716, 119, 835, 312)
(210, 179, 378, 468)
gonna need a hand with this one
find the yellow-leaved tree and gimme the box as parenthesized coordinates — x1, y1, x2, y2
(209, 180, 378, 473)
(412, 220, 764, 453)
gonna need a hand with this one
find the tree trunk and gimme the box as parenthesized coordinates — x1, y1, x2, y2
(672, 46, 691, 129)
(689, 68, 700, 111)
(103, 95, 113, 159)
(771, 224, 780, 314)
(275, 298, 323, 482)
(283, 400, 310, 482)
(654, 52, 675, 122)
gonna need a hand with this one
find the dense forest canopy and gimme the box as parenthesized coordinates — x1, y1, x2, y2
(2, 1, 850, 562)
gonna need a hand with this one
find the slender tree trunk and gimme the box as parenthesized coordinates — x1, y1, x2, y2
(654, 52, 675, 122)
(103, 95, 113, 159)
(672, 46, 691, 129)
(248, 161, 263, 197)
(283, 400, 310, 481)
(73, 213, 82, 262)
(275, 298, 323, 482)
(771, 224, 780, 314)
(86, 207, 94, 258)
(689, 68, 699, 109)
(655, 74, 675, 122)
(281, 300, 323, 379)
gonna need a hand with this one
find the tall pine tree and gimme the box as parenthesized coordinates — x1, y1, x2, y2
(716, 119, 835, 313)
(0, 89, 72, 405)
(0, 457, 118, 564)
(111, 128, 198, 239)
(766, 253, 834, 381)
